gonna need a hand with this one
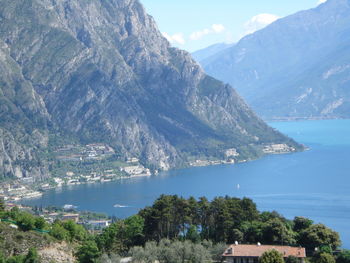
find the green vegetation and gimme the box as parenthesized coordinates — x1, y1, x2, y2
(129, 239, 213, 263)
(0, 195, 347, 262)
(315, 253, 336, 263)
(0, 198, 4, 212)
(260, 250, 284, 263)
(0, 248, 40, 263)
(75, 241, 101, 263)
(337, 250, 350, 263)
(136, 195, 340, 249)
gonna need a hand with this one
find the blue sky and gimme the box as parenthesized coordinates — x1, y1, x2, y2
(140, 0, 326, 52)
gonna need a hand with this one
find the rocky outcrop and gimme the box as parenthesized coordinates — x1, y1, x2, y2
(38, 242, 75, 263)
(0, 39, 49, 180)
(0, 0, 301, 178)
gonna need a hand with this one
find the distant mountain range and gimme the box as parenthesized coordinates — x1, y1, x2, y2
(0, 0, 300, 180)
(197, 0, 350, 120)
(192, 43, 234, 63)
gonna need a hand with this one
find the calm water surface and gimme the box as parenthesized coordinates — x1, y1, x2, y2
(22, 120, 350, 248)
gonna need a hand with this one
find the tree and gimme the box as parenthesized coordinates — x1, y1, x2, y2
(34, 217, 46, 230)
(293, 217, 313, 232)
(186, 225, 200, 243)
(16, 213, 36, 231)
(259, 250, 284, 263)
(240, 221, 264, 243)
(262, 218, 295, 245)
(124, 215, 145, 247)
(96, 217, 143, 254)
(298, 224, 341, 250)
(76, 240, 101, 263)
(314, 253, 336, 263)
(62, 220, 87, 241)
(228, 229, 243, 243)
(337, 250, 350, 263)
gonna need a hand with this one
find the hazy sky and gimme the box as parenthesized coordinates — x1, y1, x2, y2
(140, 0, 327, 52)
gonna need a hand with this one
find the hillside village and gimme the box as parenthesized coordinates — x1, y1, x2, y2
(0, 143, 152, 202)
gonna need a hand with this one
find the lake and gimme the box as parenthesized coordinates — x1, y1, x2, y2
(22, 119, 350, 248)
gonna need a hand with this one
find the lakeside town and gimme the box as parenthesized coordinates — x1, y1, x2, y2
(1, 202, 112, 232)
(0, 143, 294, 202)
(0, 143, 152, 202)
(0, 163, 151, 202)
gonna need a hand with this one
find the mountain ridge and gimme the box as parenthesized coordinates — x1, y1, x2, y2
(0, 0, 301, 180)
(200, 0, 350, 119)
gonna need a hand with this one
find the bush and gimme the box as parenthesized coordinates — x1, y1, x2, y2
(16, 213, 36, 232)
(76, 240, 101, 263)
(50, 223, 70, 241)
(62, 220, 88, 242)
(24, 248, 40, 263)
(34, 217, 46, 230)
(259, 249, 284, 263)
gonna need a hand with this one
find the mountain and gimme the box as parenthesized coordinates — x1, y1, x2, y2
(192, 43, 234, 63)
(201, 0, 350, 119)
(0, 40, 50, 179)
(0, 0, 300, 180)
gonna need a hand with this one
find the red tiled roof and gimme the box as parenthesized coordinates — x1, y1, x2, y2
(223, 244, 306, 258)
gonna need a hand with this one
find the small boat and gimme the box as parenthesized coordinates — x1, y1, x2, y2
(63, 204, 77, 210)
(113, 204, 128, 208)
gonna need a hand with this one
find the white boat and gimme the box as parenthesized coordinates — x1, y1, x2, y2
(113, 204, 128, 208)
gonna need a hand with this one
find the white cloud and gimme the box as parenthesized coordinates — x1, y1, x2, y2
(190, 28, 211, 40)
(162, 32, 185, 45)
(318, 0, 327, 5)
(243, 13, 280, 37)
(190, 24, 226, 40)
(212, 24, 225, 33)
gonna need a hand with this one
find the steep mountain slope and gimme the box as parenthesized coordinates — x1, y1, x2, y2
(0, 40, 49, 180)
(192, 43, 234, 63)
(0, 0, 300, 179)
(201, 0, 350, 119)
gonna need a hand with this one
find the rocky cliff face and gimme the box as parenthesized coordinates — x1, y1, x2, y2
(0, 0, 300, 179)
(200, 0, 350, 119)
(0, 39, 49, 180)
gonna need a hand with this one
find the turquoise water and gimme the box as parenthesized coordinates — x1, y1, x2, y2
(22, 120, 350, 248)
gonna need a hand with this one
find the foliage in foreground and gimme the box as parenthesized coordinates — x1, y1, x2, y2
(0, 248, 39, 263)
(0, 195, 347, 263)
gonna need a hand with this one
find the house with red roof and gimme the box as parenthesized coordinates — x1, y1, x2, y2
(223, 244, 306, 263)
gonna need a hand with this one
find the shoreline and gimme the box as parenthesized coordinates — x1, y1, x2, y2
(2, 144, 302, 202)
(265, 116, 348, 122)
